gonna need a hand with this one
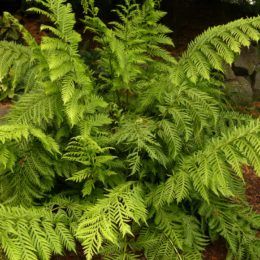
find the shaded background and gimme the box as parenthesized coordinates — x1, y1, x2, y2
(0, 0, 259, 53)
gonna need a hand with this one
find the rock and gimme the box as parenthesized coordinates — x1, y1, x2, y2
(234, 46, 259, 76)
(223, 63, 236, 80)
(255, 64, 260, 73)
(253, 71, 260, 100)
(225, 76, 253, 105)
(232, 66, 249, 77)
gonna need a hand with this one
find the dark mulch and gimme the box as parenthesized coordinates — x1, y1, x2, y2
(203, 238, 228, 260)
(52, 244, 85, 260)
(0, 101, 12, 118)
(244, 166, 260, 214)
(22, 16, 46, 44)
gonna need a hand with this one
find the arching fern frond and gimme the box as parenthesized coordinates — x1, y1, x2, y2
(173, 16, 260, 84)
(215, 110, 254, 134)
(27, 0, 94, 126)
(76, 182, 147, 260)
(154, 207, 208, 251)
(158, 84, 219, 142)
(63, 135, 119, 195)
(148, 168, 192, 207)
(0, 144, 57, 205)
(45, 194, 87, 223)
(0, 205, 76, 260)
(199, 198, 260, 260)
(99, 237, 141, 260)
(0, 124, 59, 154)
(0, 145, 16, 171)
(6, 91, 63, 127)
(153, 119, 260, 205)
(112, 117, 168, 174)
(0, 41, 32, 82)
(2, 12, 38, 47)
(86, 0, 175, 97)
(0, 13, 49, 94)
(187, 119, 260, 198)
(0, 1, 259, 259)
(28, 0, 81, 46)
(174, 120, 259, 201)
(137, 205, 208, 259)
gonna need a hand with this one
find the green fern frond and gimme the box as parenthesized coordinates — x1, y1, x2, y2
(77, 182, 147, 260)
(28, 0, 81, 45)
(0, 205, 76, 260)
(173, 16, 260, 84)
(136, 226, 203, 260)
(0, 145, 16, 171)
(46, 195, 87, 222)
(100, 236, 141, 260)
(153, 119, 260, 205)
(113, 117, 168, 172)
(157, 119, 182, 158)
(150, 169, 192, 207)
(27, 0, 94, 126)
(154, 208, 208, 251)
(2, 12, 38, 47)
(158, 84, 219, 141)
(184, 119, 260, 199)
(7, 91, 63, 127)
(63, 135, 117, 193)
(215, 110, 254, 134)
(87, 0, 175, 97)
(79, 114, 112, 136)
(199, 198, 260, 260)
(0, 41, 32, 81)
(0, 145, 57, 205)
(0, 1, 259, 259)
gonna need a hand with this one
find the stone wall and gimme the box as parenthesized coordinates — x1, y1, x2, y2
(224, 45, 260, 104)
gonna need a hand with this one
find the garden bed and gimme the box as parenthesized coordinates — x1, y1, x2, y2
(0, 1, 259, 260)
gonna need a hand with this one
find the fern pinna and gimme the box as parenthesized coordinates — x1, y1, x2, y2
(0, 0, 260, 259)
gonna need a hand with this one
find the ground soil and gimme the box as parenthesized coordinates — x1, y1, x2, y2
(22, 16, 46, 44)
(0, 101, 12, 117)
(244, 165, 260, 214)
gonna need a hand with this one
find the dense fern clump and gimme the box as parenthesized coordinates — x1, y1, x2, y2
(0, 0, 260, 259)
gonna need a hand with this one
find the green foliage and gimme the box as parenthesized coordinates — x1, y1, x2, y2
(0, 205, 76, 260)
(0, 0, 260, 259)
(0, 12, 20, 42)
(199, 198, 260, 260)
(77, 182, 146, 259)
(173, 16, 260, 84)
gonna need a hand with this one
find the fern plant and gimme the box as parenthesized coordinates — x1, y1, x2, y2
(0, 0, 260, 259)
